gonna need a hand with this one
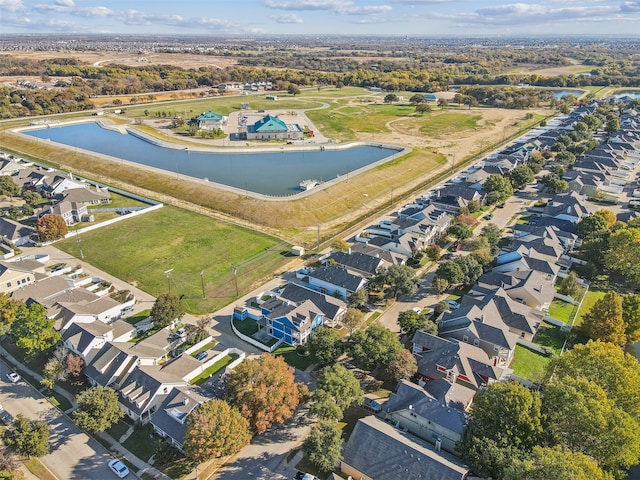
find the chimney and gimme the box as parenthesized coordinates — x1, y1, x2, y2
(348, 247, 351, 254)
(183, 397, 189, 406)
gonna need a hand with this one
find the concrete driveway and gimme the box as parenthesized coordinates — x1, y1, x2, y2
(0, 361, 133, 480)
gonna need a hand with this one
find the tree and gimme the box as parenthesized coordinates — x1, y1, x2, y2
(331, 239, 350, 252)
(65, 352, 84, 377)
(398, 310, 426, 336)
(539, 174, 569, 194)
(509, 165, 534, 190)
(452, 255, 483, 285)
(459, 381, 542, 451)
(415, 103, 431, 115)
(546, 341, 640, 421)
(384, 93, 398, 103)
(0, 176, 20, 197)
(341, 307, 365, 334)
(10, 303, 60, 358)
(623, 294, 640, 343)
(313, 364, 363, 414)
(73, 386, 124, 433)
(307, 327, 343, 366)
(41, 356, 66, 390)
(577, 214, 609, 239)
(0, 446, 18, 474)
(432, 276, 450, 294)
(557, 272, 582, 300)
(348, 288, 368, 309)
(481, 223, 502, 248)
(226, 354, 304, 434)
(503, 446, 613, 480)
(372, 265, 418, 299)
(605, 117, 620, 135)
(581, 292, 626, 345)
(287, 85, 301, 96)
(541, 377, 640, 473)
(605, 228, 640, 287)
(36, 214, 68, 242)
(383, 348, 417, 383)
(3, 414, 49, 458)
(150, 293, 185, 328)
(447, 222, 473, 241)
(409, 94, 426, 104)
(483, 174, 514, 205)
(435, 261, 465, 286)
(349, 324, 402, 370)
(183, 400, 251, 463)
(425, 244, 441, 262)
(303, 421, 343, 472)
(21, 190, 41, 206)
(437, 98, 448, 109)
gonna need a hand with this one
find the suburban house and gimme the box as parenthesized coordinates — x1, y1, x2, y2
(195, 111, 227, 131)
(430, 183, 485, 213)
(57, 186, 111, 205)
(539, 191, 596, 223)
(277, 283, 347, 326)
(245, 114, 303, 141)
(150, 387, 208, 451)
(40, 200, 89, 226)
(0, 158, 25, 176)
(41, 174, 87, 198)
(62, 320, 134, 361)
(412, 331, 510, 389)
(259, 297, 324, 345)
(341, 416, 469, 480)
(298, 265, 368, 301)
(0, 217, 36, 246)
(321, 250, 387, 278)
(349, 241, 408, 266)
(366, 232, 426, 259)
(0, 259, 42, 293)
(383, 379, 471, 453)
(493, 250, 560, 280)
(472, 269, 555, 311)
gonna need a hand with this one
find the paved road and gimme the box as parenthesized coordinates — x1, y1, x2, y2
(0, 361, 127, 480)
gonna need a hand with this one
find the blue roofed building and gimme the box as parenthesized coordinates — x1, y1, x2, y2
(259, 297, 324, 345)
(195, 111, 227, 131)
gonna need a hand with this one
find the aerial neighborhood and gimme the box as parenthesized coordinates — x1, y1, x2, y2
(1, 29, 640, 480)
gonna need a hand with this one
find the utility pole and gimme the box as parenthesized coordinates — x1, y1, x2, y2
(164, 269, 173, 294)
(316, 223, 320, 251)
(232, 265, 239, 297)
(75, 229, 84, 260)
(200, 270, 205, 298)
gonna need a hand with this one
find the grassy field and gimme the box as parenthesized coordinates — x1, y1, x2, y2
(510, 344, 550, 383)
(573, 289, 606, 327)
(56, 206, 290, 314)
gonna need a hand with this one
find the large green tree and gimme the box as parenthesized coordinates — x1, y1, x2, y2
(341, 307, 365, 334)
(435, 261, 465, 286)
(577, 213, 610, 239)
(447, 222, 473, 241)
(349, 324, 402, 371)
(541, 377, 640, 473)
(150, 293, 185, 328)
(73, 386, 124, 433)
(183, 399, 251, 463)
(307, 327, 343, 366)
(383, 348, 417, 383)
(481, 223, 502, 248)
(3, 415, 49, 458)
(225, 354, 305, 434)
(483, 174, 514, 205)
(303, 421, 343, 472)
(312, 364, 363, 418)
(623, 294, 640, 343)
(503, 446, 613, 480)
(580, 291, 626, 345)
(10, 303, 60, 358)
(509, 165, 534, 189)
(371, 265, 419, 299)
(546, 341, 640, 421)
(605, 227, 640, 287)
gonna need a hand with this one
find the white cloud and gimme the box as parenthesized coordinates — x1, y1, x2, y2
(270, 13, 304, 23)
(263, 0, 391, 15)
(55, 0, 74, 6)
(0, 0, 25, 12)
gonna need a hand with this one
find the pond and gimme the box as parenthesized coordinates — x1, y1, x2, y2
(551, 89, 583, 99)
(614, 91, 640, 99)
(24, 122, 398, 197)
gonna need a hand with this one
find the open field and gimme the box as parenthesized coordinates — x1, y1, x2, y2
(0, 87, 552, 245)
(56, 206, 293, 314)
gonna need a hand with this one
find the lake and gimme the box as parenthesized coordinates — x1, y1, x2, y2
(552, 89, 583, 99)
(24, 122, 397, 197)
(614, 91, 640, 99)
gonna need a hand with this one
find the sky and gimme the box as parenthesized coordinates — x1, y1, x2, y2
(1, 0, 640, 36)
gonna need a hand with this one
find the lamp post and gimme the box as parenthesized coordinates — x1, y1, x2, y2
(448, 153, 455, 174)
(164, 269, 173, 294)
(200, 270, 205, 298)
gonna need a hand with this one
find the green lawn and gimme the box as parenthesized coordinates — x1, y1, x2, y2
(574, 289, 606, 327)
(233, 318, 259, 336)
(510, 345, 551, 383)
(417, 113, 482, 137)
(190, 340, 216, 357)
(106, 418, 133, 441)
(533, 321, 567, 355)
(189, 353, 239, 386)
(124, 309, 151, 325)
(547, 299, 576, 324)
(57, 206, 289, 314)
(274, 345, 313, 371)
(122, 424, 157, 462)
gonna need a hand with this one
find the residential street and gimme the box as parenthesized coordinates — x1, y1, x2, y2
(0, 360, 129, 480)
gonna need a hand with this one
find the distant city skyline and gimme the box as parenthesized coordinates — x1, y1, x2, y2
(1, 0, 640, 37)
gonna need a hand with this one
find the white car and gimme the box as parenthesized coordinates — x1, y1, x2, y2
(108, 459, 130, 478)
(445, 300, 461, 310)
(6, 372, 20, 383)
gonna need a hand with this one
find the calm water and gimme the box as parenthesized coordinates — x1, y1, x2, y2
(614, 91, 640, 99)
(25, 123, 395, 196)
(552, 89, 582, 99)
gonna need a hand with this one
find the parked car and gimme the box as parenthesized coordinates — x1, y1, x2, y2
(6, 372, 20, 383)
(294, 473, 319, 480)
(445, 300, 461, 310)
(0, 410, 14, 426)
(195, 351, 208, 361)
(108, 459, 130, 478)
(443, 253, 454, 260)
(486, 213, 494, 220)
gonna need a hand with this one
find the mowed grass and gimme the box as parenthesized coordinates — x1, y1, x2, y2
(548, 298, 575, 324)
(56, 206, 289, 314)
(510, 345, 550, 383)
(417, 113, 483, 136)
(573, 289, 606, 327)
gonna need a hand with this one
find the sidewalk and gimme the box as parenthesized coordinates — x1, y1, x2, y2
(0, 345, 78, 412)
(97, 430, 172, 480)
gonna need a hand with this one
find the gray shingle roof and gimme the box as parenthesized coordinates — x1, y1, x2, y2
(342, 416, 468, 480)
(279, 283, 346, 322)
(305, 265, 366, 292)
